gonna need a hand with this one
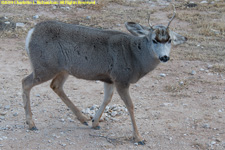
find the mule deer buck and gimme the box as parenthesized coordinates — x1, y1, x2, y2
(22, 5, 187, 145)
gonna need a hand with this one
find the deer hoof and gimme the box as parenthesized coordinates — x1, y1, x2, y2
(92, 126, 101, 130)
(137, 140, 146, 145)
(30, 126, 38, 131)
(83, 122, 89, 126)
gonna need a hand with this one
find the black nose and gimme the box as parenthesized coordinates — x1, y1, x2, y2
(159, 55, 170, 62)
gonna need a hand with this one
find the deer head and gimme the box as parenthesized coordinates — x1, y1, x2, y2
(125, 5, 187, 62)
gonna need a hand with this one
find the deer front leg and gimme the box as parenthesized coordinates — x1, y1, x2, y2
(92, 83, 114, 129)
(116, 83, 146, 145)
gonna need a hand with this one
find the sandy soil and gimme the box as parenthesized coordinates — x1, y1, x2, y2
(0, 0, 225, 149)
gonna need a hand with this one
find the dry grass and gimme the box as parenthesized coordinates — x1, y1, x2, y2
(164, 79, 189, 93)
(198, 22, 225, 37)
(163, 1, 225, 39)
(164, 76, 221, 94)
(176, 12, 225, 37)
(162, 2, 225, 63)
(172, 42, 225, 63)
(211, 64, 225, 73)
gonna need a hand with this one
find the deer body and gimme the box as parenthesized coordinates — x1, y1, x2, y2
(22, 7, 187, 145)
(28, 21, 160, 85)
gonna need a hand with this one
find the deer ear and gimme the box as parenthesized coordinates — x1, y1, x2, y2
(125, 22, 150, 37)
(169, 30, 187, 45)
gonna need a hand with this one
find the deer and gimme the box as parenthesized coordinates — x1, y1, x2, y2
(22, 5, 187, 145)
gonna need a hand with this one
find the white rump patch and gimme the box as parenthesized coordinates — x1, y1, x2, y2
(25, 28, 34, 55)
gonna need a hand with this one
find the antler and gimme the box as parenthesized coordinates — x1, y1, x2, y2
(148, 13, 153, 29)
(167, 4, 176, 29)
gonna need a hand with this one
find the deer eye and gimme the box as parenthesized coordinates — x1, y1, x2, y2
(168, 39, 172, 43)
(152, 39, 158, 44)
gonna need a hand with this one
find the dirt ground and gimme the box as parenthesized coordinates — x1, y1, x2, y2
(0, 0, 225, 149)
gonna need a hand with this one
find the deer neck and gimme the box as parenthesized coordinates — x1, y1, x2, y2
(132, 37, 160, 78)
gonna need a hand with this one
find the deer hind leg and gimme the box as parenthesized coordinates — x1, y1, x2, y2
(50, 72, 90, 126)
(92, 83, 114, 129)
(22, 72, 53, 130)
(115, 83, 146, 145)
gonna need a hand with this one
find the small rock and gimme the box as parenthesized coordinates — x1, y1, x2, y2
(200, 1, 208, 4)
(61, 143, 66, 147)
(186, 2, 197, 7)
(208, 73, 213, 76)
(82, 108, 90, 114)
(60, 119, 65, 122)
(90, 105, 98, 110)
(4, 105, 10, 110)
(211, 29, 220, 35)
(200, 68, 205, 71)
(182, 103, 188, 107)
(67, 117, 74, 122)
(16, 23, 25, 28)
(53, 134, 60, 138)
(160, 73, 166, 77)
(0, 116, 5, 120)
(191, 70, 196, 75)
(86, 16, 91, 20)
(202, 123, 210, 129)
(110, 105, 116, 110)
(111, 111, 117, 117)
(69, 142, 75, 145)
(134, 142, 138, 146)
(211, 141, 216, 145)
(215, 138, 221, 142)
(13, 112, 18, 117)
(4, 21, 10, 25)
(207, 64, 213, 69)
(61, 6, 70, 10)
(161, 103, 173, 106)
(53, 5, 57, 9)
(36, 94, 40, 97)
(0, 112, 7, 116)
(179, 81, 184, 86)
(116, 24, 121, 27)
(33, 15, 39, 19)
(218, 109, 224, 112)
(48, 140, 51, 143)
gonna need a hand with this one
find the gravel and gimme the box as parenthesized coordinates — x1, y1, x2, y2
(82, 104, 128, 121)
